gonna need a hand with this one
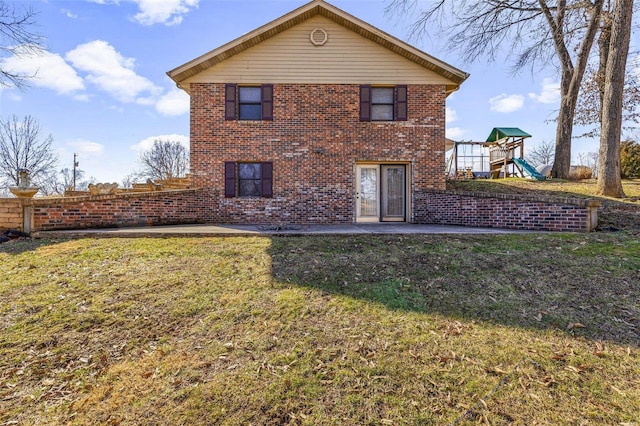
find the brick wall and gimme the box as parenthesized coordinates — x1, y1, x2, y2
(0, 199, 23, 231)
(190, 83, 446, 224)
(7, 189, 598, 233)
(415, 190, 600, 232)
(31, 190, 204, 231)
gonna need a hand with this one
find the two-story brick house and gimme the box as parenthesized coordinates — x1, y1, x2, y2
(167, 0, 468, 224)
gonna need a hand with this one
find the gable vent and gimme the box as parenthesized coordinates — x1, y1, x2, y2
(310, 28, 328, 46)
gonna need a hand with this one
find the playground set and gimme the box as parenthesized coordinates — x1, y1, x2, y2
(446, 127, 546, 181)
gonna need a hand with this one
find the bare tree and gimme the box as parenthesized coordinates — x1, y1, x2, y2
(137, 139, 189, 181)
(574, 61, 640, 138)
(121, 173, 135, 189)
(0, 1, 44, 89)
(596, 0, 633, 197)
(527, 140, 555, 167)
(0, 115, 58, 189)
(386, 0, 603, 179)
(57, 167, 95, 192)
(577, 151, 599, 177)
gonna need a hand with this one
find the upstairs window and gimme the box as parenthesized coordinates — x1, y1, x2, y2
(360, 85, 407, 122)
(239, 87, 262, 120)
(371, 87, 394, 121)
(225, 84, 273, 121)
(225, 161, 273, 198)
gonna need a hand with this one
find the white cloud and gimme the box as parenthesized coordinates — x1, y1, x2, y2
(446, 107, 458, 124)
(489, 93, 524, 113)
(131, 134, 189, 151)
(446, 127, 466, 139)
(528, 78, 560, 104)
(156, 88, 189, 116)
(66, 139, 105, 156)
(92, 0, 199, 26)
(132, 0, 199, 26)
(2, 41, 186, 116)
(65, 40, 161, 103)
(62, 9, 78, 19)
(0, 47, 85, 95)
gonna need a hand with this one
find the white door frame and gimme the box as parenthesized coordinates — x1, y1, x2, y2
(355, 162, 410, 223)
(355, 164, 380, 223)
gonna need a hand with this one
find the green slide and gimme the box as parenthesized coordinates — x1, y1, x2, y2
(513, 157, 547, 181)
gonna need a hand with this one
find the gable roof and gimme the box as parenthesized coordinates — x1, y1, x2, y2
(486, 127, 532, 143)
(167, 0, 469, 92)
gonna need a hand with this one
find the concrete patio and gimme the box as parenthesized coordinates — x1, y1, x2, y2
(34, 223, 531, 238)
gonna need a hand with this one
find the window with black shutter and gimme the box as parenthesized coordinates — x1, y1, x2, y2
(360, 85, 408, 122)
(225, 84, 274, 121)
(224, 161, 273, 198)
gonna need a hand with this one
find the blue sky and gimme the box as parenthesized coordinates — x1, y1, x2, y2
(0, 0, 609, 184)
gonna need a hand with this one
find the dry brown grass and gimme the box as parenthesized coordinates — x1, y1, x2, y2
(569, 166, 593, 180)
(1, 235, 639, 425)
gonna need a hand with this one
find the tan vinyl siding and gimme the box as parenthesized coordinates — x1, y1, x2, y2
(182, 16, 452, 87)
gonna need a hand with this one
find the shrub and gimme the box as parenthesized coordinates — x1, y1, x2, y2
(569, 165, 593, 180)
(621, 140, 640, 178)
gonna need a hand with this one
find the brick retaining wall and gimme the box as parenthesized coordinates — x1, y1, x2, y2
(0, 199, 23, 230)
(30, 190, 204, 231)
(3, 188, 600, 233)
(415, 190, 599, 232)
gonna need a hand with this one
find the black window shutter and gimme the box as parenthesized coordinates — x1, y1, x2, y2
(359, 85, 371, 121)
(224, 161, 236, 198)
(261, 162, 273, 198)
(225, 84, 237, 120)
(395, 85, 408, 121)
(261, 84, 273, 121)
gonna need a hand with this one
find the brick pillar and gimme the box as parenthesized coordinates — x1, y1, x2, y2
(585, 200, 600, 232)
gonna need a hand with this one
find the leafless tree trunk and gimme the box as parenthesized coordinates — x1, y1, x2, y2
(538, 0, 602, 179)
(596, 0, 633, 197)
(0, 115, 58, 189)
(597, 13, 612, 115)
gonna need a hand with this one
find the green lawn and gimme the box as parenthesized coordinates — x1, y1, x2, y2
(1, 234, 639, 425)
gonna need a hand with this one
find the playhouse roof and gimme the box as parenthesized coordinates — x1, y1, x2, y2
(486, 128, 531, 142)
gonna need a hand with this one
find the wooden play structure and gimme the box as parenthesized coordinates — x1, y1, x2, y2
(446, 127, 546, 180)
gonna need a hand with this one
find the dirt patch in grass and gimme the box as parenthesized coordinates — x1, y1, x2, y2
(448, 178, 640, 231)
(1, 235, 638, 425)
